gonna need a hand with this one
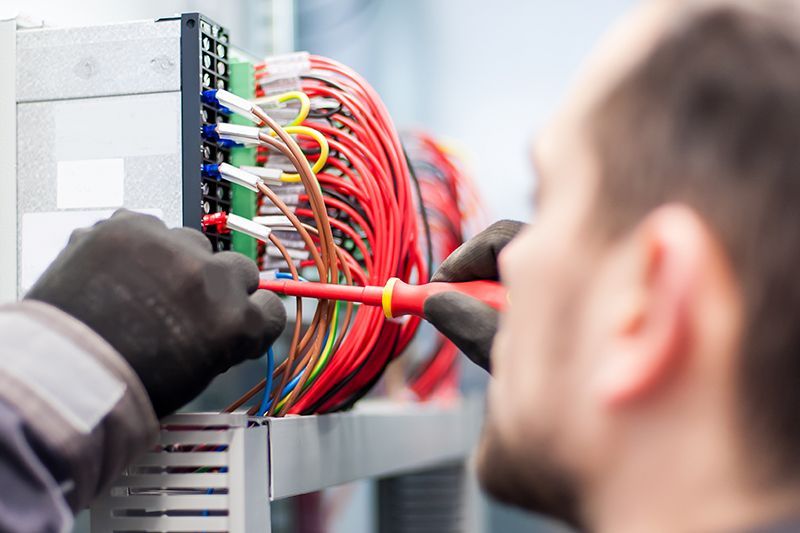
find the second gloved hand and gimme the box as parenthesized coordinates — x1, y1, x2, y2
(26, 210, 287, 417)
(424, 219, 524, 372)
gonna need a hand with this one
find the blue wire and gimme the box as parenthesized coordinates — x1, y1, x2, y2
(257, 346, 308, 415)
(275, 272, 310, 282)
(263, 328, 331, 413)
(258, 273, 305, 414)
(257, 347, 275, 416)
(260, 374, 302, 415)
(260, 274, 335, 414)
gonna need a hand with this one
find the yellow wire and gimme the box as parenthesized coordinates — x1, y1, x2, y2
(250, 92, 327, 183)
(252, 91, 310, 127)
(275, 125, 330, 183)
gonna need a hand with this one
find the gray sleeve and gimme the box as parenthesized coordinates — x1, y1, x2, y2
(0, 396, 74, 532)
(0, 300, 159, 530)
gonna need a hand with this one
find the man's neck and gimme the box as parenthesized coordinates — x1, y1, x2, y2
(584, 436, 800, 533)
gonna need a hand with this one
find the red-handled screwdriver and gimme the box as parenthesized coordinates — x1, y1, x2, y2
(258, 277, 507, 319)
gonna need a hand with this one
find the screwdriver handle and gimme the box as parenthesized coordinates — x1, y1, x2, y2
(258, 278, 507, 319)
(385, 278, 506, 318)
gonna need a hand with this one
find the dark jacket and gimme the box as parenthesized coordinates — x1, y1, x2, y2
(0, 301, 157, 532)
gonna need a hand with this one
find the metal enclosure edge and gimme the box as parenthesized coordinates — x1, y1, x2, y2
(179, 13, 202, 231)
(0, 17, 16, 302)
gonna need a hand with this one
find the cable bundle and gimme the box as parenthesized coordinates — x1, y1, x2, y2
(203, 54, 480, 416)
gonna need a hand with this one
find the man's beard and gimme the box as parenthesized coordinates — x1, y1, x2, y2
(475, 413, 584, 529)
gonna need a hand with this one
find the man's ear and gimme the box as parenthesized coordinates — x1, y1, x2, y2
(596, 204, 703, 407)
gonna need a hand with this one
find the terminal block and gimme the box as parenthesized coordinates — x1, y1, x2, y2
(180, 13, 232, 252)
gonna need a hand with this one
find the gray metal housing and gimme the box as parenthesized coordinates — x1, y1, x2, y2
(15, 19, 185, 296)
(90, 399, 482, 532)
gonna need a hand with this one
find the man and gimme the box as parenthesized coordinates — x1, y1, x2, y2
(1, 0, 797, 531)
(426, 0, 800, 530)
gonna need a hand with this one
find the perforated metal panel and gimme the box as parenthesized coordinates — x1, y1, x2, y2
(90, 400, 482, 533)
(90, 414, 269, 533)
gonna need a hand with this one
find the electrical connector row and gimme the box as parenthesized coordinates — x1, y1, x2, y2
(197, 20, 232, 252)
(199, 82, 323, 270)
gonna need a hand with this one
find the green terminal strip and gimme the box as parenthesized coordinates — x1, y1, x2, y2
(228, 57, 258, 260)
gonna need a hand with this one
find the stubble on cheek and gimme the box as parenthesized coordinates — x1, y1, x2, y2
(475, 404, 583, 527)
(473, 262, 590, 527)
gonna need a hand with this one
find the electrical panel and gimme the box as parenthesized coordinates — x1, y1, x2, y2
(12, 13, 242, 296)
(9, 12, 478, 415)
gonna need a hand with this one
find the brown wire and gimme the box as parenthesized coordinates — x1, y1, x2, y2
(223, 233, 303, 413)
(225, 105, 358, 416)
(252, 128, 341, 415)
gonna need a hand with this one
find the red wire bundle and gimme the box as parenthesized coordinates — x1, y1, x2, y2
(404, 132, 483, 400)
(243, 55, 485, 414)
(253, 56, 426, 414)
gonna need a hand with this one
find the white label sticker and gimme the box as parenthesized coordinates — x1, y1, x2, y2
(53, 93, 180, 160)
(56, 159, 124, 209)
(20, 209, 163, 293)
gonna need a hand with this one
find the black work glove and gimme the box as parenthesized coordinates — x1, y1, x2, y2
(26, 210, 286, 417)
(424, 220, 525, 372)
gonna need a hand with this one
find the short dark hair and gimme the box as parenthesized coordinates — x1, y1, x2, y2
(589, 1, 800, 482)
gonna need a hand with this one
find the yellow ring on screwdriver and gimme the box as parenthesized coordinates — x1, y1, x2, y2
(382, 277, 399, 319)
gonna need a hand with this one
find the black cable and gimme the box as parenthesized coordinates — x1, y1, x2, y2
(322, 186, 369, 222)
(309, 105, 342, 120)
(301, 73, 348, 92)
(411, 160, 448, 184)
(404, 144, 434, 279)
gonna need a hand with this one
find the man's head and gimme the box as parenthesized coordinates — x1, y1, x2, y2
(480, 0, 800, 527)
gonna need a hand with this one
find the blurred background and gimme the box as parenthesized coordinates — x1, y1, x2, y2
(10, 0, 634, 531)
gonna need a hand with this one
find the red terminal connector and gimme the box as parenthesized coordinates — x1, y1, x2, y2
(201, 212, 230, 234)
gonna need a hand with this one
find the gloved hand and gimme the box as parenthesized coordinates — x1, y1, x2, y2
(26, 210, 286, 417)
(424, 220, 525, 372)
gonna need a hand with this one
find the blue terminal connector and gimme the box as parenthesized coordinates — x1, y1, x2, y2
(201, 124, 239, 148)
(201, 89, 231, 114)
(202, 163, 220, 178)
(201, 89, 219, 105)
(201, 123, 220, 140)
